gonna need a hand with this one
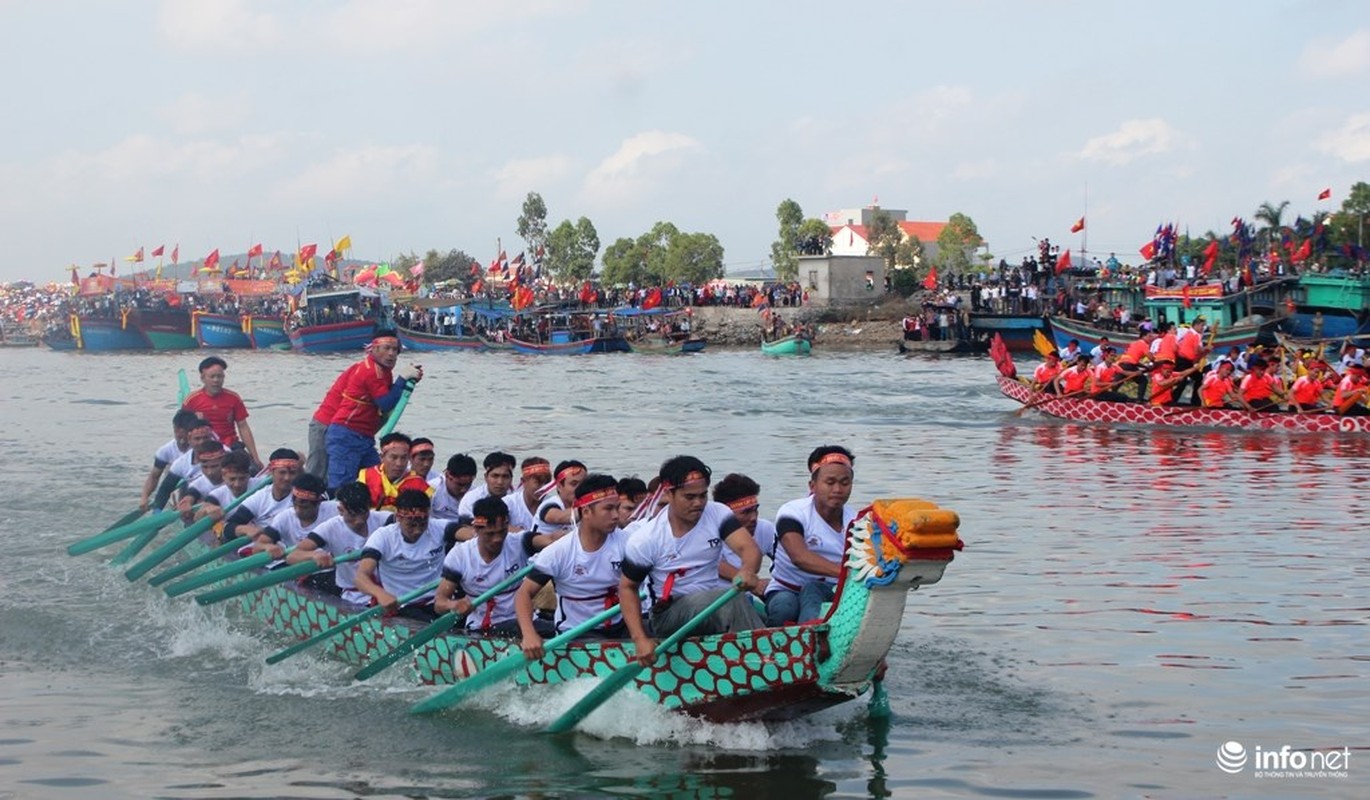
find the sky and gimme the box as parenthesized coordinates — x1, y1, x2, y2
(1, 0, 1368, 284)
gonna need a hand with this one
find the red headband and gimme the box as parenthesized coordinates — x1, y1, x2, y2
(394, 507, 428, 519)
(198, 450, 225, 464)
(269, 458, 300, 470)
(667, 470, 708, 490)
(726, 495, 759, 513)
(372, 335, 399, 348)
(522, 463, 551, 478)
(813, 453, 853, 471)
(556, 466, 586, 485)
(409, 442, 434, 456)
(573, 487, 618, 509)
(381, 442, 409, 455)
(292, 487, 322, 502)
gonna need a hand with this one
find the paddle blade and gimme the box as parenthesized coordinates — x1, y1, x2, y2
(867, 680, 891, 719)
(408, 652, 531, 715)
(148, 536, 252, 587)
(194, 552, 358, 606)
(67, 509, 176, 556)
(108, 523, 163, 565)
(354, 612, 456, 681)
(123, 515, 216, 581)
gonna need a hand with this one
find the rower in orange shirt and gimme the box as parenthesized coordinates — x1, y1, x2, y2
(1116, 329, 1158, 401)
(1200, 361, 1248, 410)
(1148, 358, 1203, 406)
(1032, 351, 1063, 394)
(1239, 357, 1281, 411)
(1333, 360, 1370, 415)
(1290, 360, 1335, 413)
(1052, 354, 1093, 397)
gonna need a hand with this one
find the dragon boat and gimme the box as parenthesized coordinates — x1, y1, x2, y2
(990, 333, 1370, 433)
(183, 498, 962, 722)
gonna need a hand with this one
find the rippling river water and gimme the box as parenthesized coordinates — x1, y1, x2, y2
(1, 346, 1366, 799)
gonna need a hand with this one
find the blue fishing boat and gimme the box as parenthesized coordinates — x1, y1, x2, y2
(968, 312, 1048, 354)
(288, 287, 387, 353)
(1285, 272, 1370, 340)
(244, 315, 288, 350)
(193, 311, 251, 349)
(70, 313, 150, 351)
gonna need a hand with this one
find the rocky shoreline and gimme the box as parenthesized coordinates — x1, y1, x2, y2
(687, 304, 915, 352)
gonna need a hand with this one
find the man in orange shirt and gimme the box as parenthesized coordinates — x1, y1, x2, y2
(1239, 357, 1281, 411)
(1117, 329, 1157, 401)
(1290, 360, 1335, 413)
(182, 356, 261, 468)
(1032, 351, 1063, 394)
(1333, 361, 1370, 415)
(1200, 361, 1248, 410)
(359, 432, 434, 511)
(1052, 354, 1093, 396)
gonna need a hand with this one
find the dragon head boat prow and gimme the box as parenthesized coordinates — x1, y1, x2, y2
(816, 497, 963, 694)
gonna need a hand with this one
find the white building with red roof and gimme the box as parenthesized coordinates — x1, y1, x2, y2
(824, 205, 946, 263)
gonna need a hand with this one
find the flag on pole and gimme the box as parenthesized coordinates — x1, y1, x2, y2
(125, 247, 145, 263)
(247, 243, 263, 258)
(1139, 241, 1157, 261)
(1055, 249, 1073, 275)
(204, 248, 220, 271)
(268, 251, 283, 270)
(1318, 188, 1332, 201)
(1070, 217, 1085, 233)
(409, 261, 425, 277)
(171, 245, 179, 264)
(1201, 240, 1220, 275)
(298, 243, 317, 264)
(922, 266, 938, 290)
(151, 244, 164, 257)
(334, 235, 352, 253)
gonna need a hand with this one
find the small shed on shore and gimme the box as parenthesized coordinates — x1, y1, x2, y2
(797, 255, 885, 305)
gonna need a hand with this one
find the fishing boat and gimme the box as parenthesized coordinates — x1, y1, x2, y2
(192, 311, 251, 349)
(171, 498, 962, 722)
(130, 308, 198, 350)
(1286, 271, 1370, 340)
(0, 321, 40, 347)
(1047, 278, 1295, 353)
(896, 338, 982, 355)
(612, 307, 707, 354)
(968, 311, 1049, 354)
(397, 324, 485, 352)
(69, 312, 150, 351)
(761, 333, 812, 356)
(989, 334, 1370, 433)
(244, 315, 288, 350)
(287, 287, 386, 353)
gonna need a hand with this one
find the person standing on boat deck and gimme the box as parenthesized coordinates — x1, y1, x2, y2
(1174, 318, 1210, 405)
(1333, 361, 1370, 415)
(409, 437, 438, 482)
(354, 489, 448, 621)
(323, 330, 423, 493)
(429, 453, 477, 523)
(437, 496, 534, 638)
(305, 359, 361, 480)
(182, 356, 261, 469)
(358, 432, 432, 512)
(252, 473, 338, 569)
(764, 447, 857, 626)
(1032, 351, 1063, 394)
(152, 417, 216, 510)
(506, 458, 551, 534)
(620, 456, 763, 666)
(288, 482, 391, 603)
(517, 475, 628, 657)
(222, 448, 301, 541)
(712, 474, 775, 599)
(531, 460, 587, 542)
(140, 409, 202, 511)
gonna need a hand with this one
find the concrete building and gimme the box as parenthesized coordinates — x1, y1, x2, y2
(796, 254, 885, 305)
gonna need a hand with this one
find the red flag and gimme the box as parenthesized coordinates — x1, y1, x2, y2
(268, 251, 283, 269)
(171, 245, 179, 264)
(247, 243, 263, 258)
(1318, 188, 1332, 201)
(1201, 240, 1219, 275)
(1139, 241, 1157, 261)
(298, 243, 318, 264)
(1055, 250, 1072, 275)
(1292, 239, 1312, 264)
(922, 266, 938, 290)
(643, 287, 663, 309)
(150, 244, 165, 257)
(1182, 284, 1192, 308)
(471, 278, 484, 294)
(70, 266, 79, 286)
(204, 248, 220, 270)
(1070, 217, 1085, 233)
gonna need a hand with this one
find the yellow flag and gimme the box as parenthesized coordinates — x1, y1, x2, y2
(334, 235, 352, 253)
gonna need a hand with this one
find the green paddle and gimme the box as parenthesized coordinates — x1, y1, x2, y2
(103, 507, 147, 535)
(67, 508, 182, 556)
(108, 520, 166, 565)
(264, 579, 442, 666)
(123, 478, 270, 581)
(544, 585, 743, 734)
(194, 551, 362, 606)
(163, 544, 297, 598)
(178, 368, 191, 404)
(377, 379, 416, 438)
(352, 564, 535, 681)
(147, 536, 252, 587)
(410, 603, 626, 715)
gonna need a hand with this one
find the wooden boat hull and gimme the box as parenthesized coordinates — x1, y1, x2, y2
(193, 312, 251, 349)
(397, 325, 486, 352)
(761, 335, 812, 356)
(289, 320, 377, 353)
(244, 316, 288, 350)
(170, 499, 961, 723)
(968, 313, 1048, 353)
(72, 315, 149, 351)
(132, 309, 198, 350)
(508, 335, 595, 355)
(897, 338, 984, 354)
(631, 336, 708, 355)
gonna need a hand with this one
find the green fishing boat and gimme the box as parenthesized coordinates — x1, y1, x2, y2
(760, 334, 813, 356)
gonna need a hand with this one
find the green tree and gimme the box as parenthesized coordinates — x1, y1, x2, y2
(601, 221, 724, 286)
(417, 248, 478, 285)
(516, 192, 548, 255)
(770, 198, 804, 281)
(895, 235, 924, 269)
(936, 212, 982, 272)
(601, 237, 649, 286)
(663, 231, 725, 284)
(796, 218, 833, 256)
(545, 217, 601, 283)
(865, 209, 902, 270)
(1340, 181, 1370, 253)
(1254, 200, 1290, 250)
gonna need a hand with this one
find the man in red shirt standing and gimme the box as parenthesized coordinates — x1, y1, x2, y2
(323, 330, 423, 492)
(183, 356, 261, 469)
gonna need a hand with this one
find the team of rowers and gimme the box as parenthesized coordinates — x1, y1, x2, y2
(139, 333, 860, 666)
(1029, 318, 1370, 415)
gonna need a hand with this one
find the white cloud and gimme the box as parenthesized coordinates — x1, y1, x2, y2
(578, 131, 702, 206)
(1078, 119, 1184, 165)
(157, 92, 253, 136)
(46, 133, 287, 186)
(270, 144, 442, 206)
(156, 0, 285, 51)
(1317, 112, 1370, 162)
(493, 155, 577, 200)
(1299, 29, 1370, 78)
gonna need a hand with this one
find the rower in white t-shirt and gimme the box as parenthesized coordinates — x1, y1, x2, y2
(287, 482, 392, 604)
(354, 489, 449, 621)
(222, 448, 302, 541)
(765, 446, 857, 626)
(435, 496, 533, 636)
(711, 473, 777, 597)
